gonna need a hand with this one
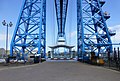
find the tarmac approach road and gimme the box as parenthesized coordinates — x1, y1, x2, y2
(0, 61, 120, 81)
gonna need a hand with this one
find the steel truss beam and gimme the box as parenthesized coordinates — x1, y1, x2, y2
(55, 0, 68, 40)
(10, 0, 46, 59)
(77, 0, 113, 59)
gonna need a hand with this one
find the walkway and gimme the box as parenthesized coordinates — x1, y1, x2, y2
(0, 61, 120, 81)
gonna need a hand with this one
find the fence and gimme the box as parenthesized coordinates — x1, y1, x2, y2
(104, 47, 120, 71)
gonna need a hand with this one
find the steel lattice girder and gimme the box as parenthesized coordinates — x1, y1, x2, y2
(10, 0, 46, 59)
(55, 0, 68, 37)
(77, 0, 112, 58)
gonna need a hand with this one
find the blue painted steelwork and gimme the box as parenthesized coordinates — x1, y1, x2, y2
(10, 0, 114, 61)
(10, 0, 46, 59)
(77, 0, 113, 59)
(55, 0, 68, 42)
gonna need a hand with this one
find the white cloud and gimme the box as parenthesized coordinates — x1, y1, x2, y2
(109, 25, 120, 31)
(67, 25, 120, 42)
(67, 25, 120, 44)
(69, 30, 77, 38)
(0, 34, 5, 41)
(0, 33, 12, 48)
(109, 25, 120, 44)
(0, 34, 12, 41)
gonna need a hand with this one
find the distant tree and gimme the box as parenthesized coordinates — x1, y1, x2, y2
(0, 48, 5, 58)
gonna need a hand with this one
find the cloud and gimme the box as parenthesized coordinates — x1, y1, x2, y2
(0, 34, 12, 48)
(109, 25, 120, 43)
(0, 34, 12, 41)
(67, 25, 120, 44)
(69, 30, 77, 38)
(0, 34, 5, 41)
(109, 25, 120, 31)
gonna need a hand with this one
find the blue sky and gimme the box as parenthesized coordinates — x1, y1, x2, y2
(0, 0, 120, 52)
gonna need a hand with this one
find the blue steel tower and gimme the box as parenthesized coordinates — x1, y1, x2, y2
(10, 0, 46, 59)
(77, 0, 114, 59)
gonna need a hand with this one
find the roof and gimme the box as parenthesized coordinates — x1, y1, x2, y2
(49, 44, 74, 49)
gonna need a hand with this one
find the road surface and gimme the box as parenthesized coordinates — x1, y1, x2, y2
(0, 61, 120, 81)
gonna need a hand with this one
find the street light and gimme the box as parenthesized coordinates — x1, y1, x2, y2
(2, 20, 13, 56)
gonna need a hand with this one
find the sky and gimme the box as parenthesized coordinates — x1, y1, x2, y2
(0, 0, 120, 52)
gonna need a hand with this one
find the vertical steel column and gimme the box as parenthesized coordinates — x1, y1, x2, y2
(108, 49, 110, 67)
(118, 47, 120, 70)
(77, 0, 85, 60)
(39, 0, 46, 58)
(114, 48, 117, 68)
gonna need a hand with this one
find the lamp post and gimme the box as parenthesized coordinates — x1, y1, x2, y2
(2, 20, 13, 56)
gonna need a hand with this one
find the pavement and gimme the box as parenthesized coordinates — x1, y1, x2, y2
(0, 61, 120, 81)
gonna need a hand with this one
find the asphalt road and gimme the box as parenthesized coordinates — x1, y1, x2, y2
(0, 61, 120, 81)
